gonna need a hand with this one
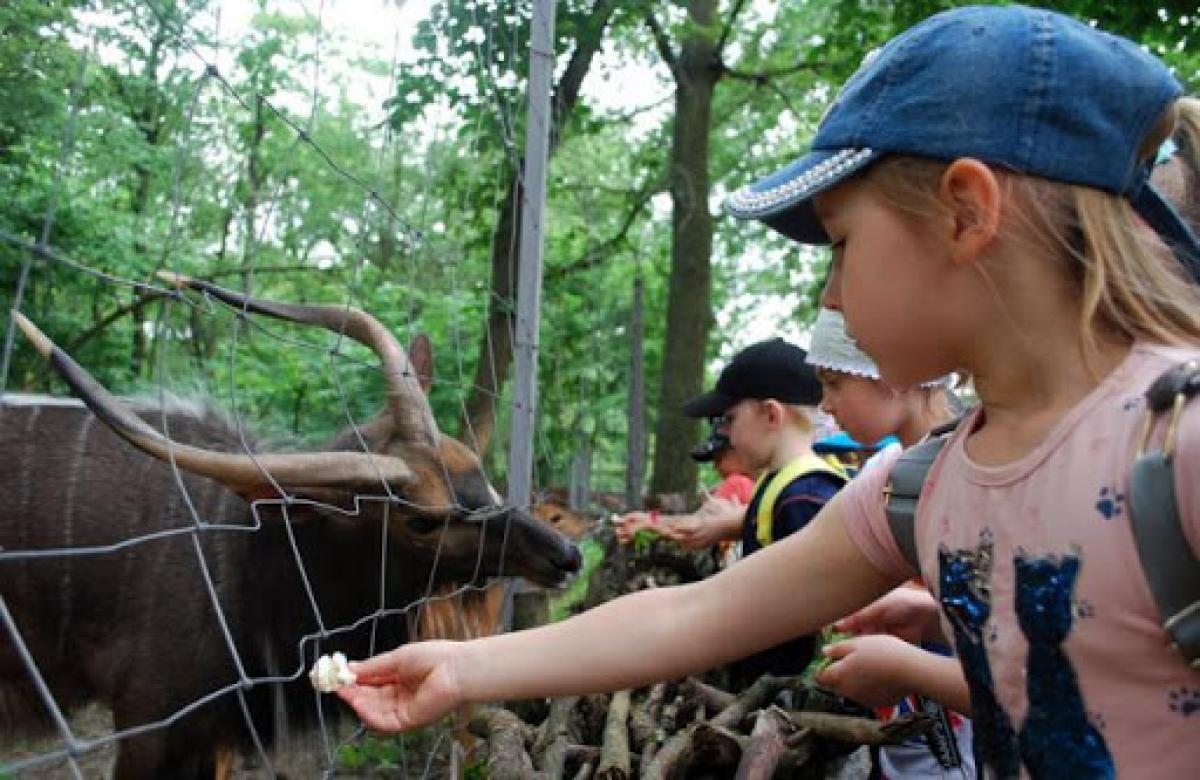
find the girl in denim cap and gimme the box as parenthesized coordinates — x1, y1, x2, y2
(339, 8, 1200, 777)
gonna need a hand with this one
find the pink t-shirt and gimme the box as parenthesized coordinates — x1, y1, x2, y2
(843, 343, 1200, 779)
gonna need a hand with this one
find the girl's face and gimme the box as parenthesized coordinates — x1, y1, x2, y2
(816, 178, 963, 388)
(817, 369, 904, 446)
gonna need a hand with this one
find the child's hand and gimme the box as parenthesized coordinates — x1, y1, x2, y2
(336, 641, 466, 732)
(834, 583, 943, 644)
(613, 511, 651, 544)
(663, 497, 743, 549)
(814, 634, 921, 708)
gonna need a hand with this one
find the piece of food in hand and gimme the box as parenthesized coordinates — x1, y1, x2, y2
(309, 652, 356, 693)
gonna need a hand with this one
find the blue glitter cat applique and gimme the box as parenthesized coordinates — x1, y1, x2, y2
(1013, 551, 1114, 778)
(939, 535, 1021, 778)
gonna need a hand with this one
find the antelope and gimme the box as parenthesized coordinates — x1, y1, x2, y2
(0, 275, 580, 778)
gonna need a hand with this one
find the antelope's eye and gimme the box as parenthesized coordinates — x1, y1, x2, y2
(406, 516, 442, 535)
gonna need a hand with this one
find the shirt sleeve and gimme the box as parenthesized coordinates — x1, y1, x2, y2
(772, 473, 843, 539)
(839, 446, 919, 582)
(714, 474, 756, 504)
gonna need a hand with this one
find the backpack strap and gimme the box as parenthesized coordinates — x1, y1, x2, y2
(884, 419, 962, 573)
(1129, 359, 1200, 668)
(754, 453, 847, 547)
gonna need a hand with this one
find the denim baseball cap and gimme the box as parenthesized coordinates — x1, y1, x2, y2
(725, 5, 1200, 278)
(681, 337, 823, 418)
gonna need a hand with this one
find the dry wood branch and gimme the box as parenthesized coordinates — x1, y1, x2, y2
(595, 689, 632, 780)
(535, 696, 581, 777)
(637, 681, 670, 766)
(469, 706, 537, 780)
(691, 723, 744, 770)
(628, 697, 656, 753)
(572, 761, 594, 780)
(711, 675, 789, 729)
(781, 710, 932, 746)
(679, 676, 735, 713)
(642, 722, 699, 780)
(734, 706, 790, 779)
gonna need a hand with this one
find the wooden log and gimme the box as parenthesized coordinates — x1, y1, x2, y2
(781, 710, 932, 746)
(468, 706, 537, 780)
(638, 681, 669, 767)
(678, 676, 735, 713)
(642, 722, 699, 780)
(534, 696, 582, 778)
(690, 723, 744, 769)
(595, 689, 632, 780)
(733, 706, 790, 780)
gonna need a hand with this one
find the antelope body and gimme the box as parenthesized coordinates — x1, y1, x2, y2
(0, 277, 579, 778)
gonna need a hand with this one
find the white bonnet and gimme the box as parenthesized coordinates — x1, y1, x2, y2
(806, 309, 952, 389)
(806, 309, 881, 379)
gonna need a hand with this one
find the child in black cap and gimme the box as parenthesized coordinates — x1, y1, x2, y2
(682, 338, 847, 682)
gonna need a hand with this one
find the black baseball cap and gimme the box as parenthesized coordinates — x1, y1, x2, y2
(681, 338, 823, 419)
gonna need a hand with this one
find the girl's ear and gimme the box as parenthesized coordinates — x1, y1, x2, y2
(938, 158, 1002, 266)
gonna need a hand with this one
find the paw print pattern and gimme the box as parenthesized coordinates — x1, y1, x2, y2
(1095, 487, 1126, 520)
(1122, 396, 1141, 412)
(1169, 687, 1200, 717)
(986, 623, 999, 643)
(1090, 711, 1107, 731)
(1075, 600, 1096, 620)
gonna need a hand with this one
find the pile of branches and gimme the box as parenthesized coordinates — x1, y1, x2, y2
(471, 674, 930, 779)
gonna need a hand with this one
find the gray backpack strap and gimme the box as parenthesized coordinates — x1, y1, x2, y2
(1129, 360, 1200, 668)
(885, 421, 959, 572)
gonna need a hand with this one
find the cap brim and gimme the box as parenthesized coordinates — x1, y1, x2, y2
(724, 147, 881, 243)
(681, 391, 736, 419)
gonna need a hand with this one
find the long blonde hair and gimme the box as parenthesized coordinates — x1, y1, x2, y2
(863, 101, 1200, 369)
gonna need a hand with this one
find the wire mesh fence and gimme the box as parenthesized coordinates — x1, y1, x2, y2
(0, 1, 615, 776)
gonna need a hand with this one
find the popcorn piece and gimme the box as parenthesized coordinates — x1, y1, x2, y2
(309, 652, 357, 693)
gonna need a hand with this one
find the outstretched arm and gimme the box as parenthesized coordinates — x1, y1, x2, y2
(340, 491, 900, 731)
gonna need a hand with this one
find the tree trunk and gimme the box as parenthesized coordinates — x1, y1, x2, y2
(650, 0, 720, 497)
(624, 274, 647, 508)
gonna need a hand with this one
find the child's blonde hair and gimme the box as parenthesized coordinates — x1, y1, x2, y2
(863, 101, 1200, 370)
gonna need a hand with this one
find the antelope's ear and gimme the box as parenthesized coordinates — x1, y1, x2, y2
(409, 334, 434, 395)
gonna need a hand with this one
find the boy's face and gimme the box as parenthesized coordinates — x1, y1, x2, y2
(817, 368, 904, 447)
(722, 399, 773, 471)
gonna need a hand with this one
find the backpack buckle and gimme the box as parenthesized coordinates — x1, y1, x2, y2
(1139, 360, 1200, 458)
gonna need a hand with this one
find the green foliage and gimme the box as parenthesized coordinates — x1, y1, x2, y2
(3, 0, 1192, 492)
(549, 536, 606, 621)
(336, 733, 405, 771)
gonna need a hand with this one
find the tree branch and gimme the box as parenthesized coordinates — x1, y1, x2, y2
(715, 0, 750, 57)
(644, 12, 677, 73)
(548, 180, 663, 280)
(723, 60, 831, 82)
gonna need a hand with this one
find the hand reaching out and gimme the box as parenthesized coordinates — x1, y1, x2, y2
(834, 583, 944, 645)
(337, 641, 466, 732)
(815, 634, 924, 708)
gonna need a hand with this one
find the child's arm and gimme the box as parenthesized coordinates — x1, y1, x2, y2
(816, 634, 971, 714)
(663, 495, 745, 549)
(339, 491, 899, 732)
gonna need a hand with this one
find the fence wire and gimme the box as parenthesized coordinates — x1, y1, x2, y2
(0, 1, 596, 777)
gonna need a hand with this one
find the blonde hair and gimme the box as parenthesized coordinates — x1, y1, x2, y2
(862, 100, 1200, 369)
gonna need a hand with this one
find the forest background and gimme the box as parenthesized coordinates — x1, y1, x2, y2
(3, 0, 1197, 503)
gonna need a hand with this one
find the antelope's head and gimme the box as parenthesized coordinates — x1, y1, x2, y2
(13, 278, 581, 588)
